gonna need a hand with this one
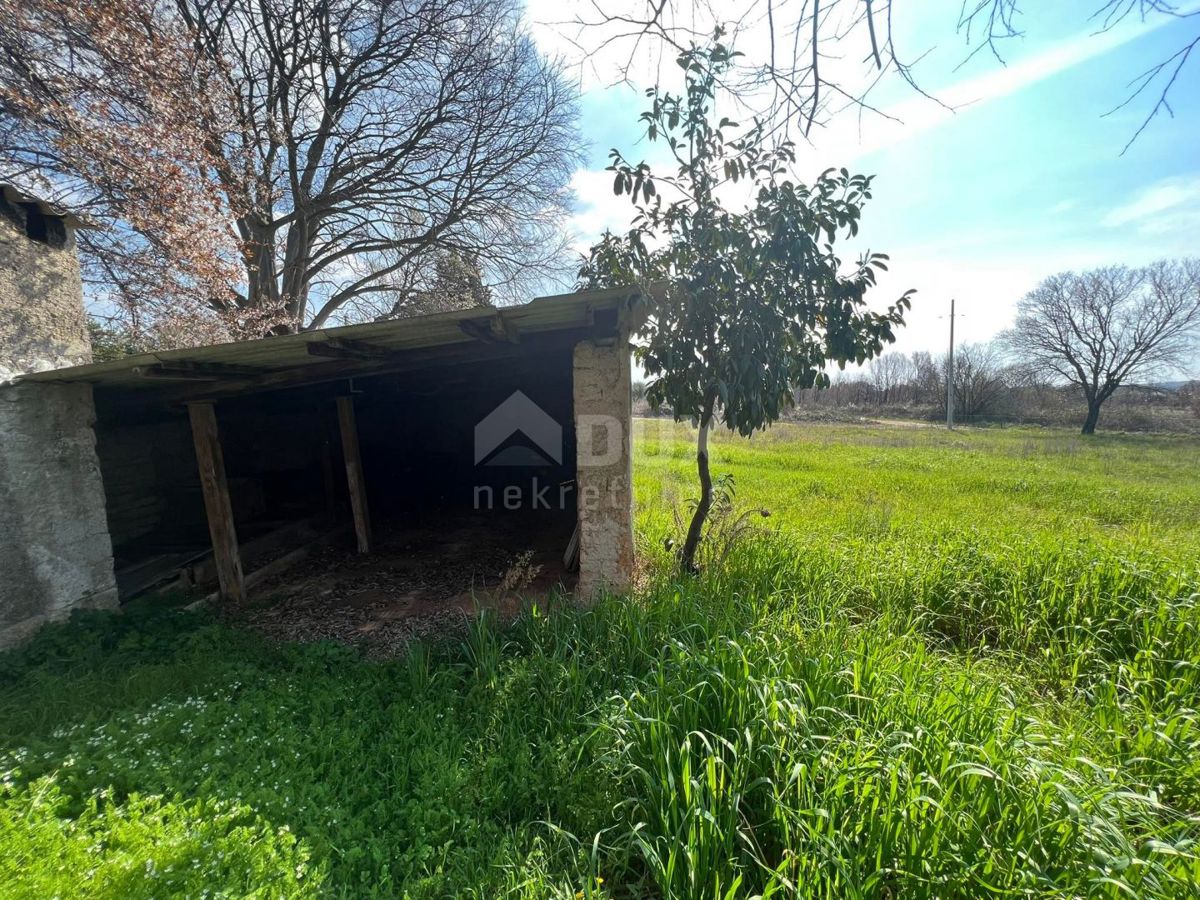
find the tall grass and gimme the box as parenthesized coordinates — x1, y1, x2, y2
(599, 538, 1200, 897)
(0, 423, 1197, 897)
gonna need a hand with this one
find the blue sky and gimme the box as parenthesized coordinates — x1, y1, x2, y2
(528, 1, 1200, 369)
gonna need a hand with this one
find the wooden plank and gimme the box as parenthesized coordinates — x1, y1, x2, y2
(132, 365, 219, 382)
(336, 396, 372, 554)
(186, 401, 245, 602)
(185, 523, 351, 610)
(563, 521, 580, 572)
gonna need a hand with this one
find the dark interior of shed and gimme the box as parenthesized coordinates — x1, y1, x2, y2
(91, 341, 579, 604)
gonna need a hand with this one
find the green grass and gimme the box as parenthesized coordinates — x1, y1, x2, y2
(2, 421, 1199, 898)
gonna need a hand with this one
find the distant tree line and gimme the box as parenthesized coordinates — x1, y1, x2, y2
(790, 343, 1032, 423)
(790, 343, 1199, 433)
(833, 259, 1200, 434)
(632, 258, 1200, 435)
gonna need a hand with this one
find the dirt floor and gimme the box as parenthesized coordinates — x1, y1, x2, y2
(226, 512, 576, 657)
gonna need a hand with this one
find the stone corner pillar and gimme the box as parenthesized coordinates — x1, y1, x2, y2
(573, 337, 634, 599)
(0, 380, 118, 649)
(0, 199, 91, 378)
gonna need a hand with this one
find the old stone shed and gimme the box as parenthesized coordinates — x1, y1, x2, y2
(0, 187, 639, 648)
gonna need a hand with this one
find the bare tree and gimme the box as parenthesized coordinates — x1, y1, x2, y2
(909, 350, 941, 405)
(564, 1, 1198, 149)
(868, 352, 913, 404)
(945, 341, 1010, 420)
(1005, 259, 1200, 434)
(1, 0, 579, 346)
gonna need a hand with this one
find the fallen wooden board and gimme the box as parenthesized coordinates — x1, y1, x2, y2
(185, 516, 328, 588)
(115, 548, 211, 599)
(186, 523, 350, 610)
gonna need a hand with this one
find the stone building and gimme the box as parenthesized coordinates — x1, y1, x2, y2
(0, 184, 639, 648)
(0, 185, 92, 379)
(0, 186, 117, 647)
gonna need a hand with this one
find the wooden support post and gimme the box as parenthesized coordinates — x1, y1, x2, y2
(187, 401, 245, 602)
(336, 395, 372, 553)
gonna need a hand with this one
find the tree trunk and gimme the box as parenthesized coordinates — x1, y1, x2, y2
(1081, 399, 1101, 435)
(679, 397, 716, 575)
(242, 218, 285, 327)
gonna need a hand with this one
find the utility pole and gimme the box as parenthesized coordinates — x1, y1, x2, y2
(946, 297, 956, 429)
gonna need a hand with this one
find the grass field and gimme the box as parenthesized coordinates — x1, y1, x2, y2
(2, 422, 1199, 898)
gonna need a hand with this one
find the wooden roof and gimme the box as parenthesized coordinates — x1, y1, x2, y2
(19, 287, 644, 401)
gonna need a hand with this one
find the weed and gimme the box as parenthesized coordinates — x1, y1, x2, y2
(500, 550, 544, 593)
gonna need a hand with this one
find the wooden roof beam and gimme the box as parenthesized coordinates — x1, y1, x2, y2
(459, 313, 519, 344)
(306, 337, 395, 360)
(132, 361, 265, 380)
(147, 325, 606, 405)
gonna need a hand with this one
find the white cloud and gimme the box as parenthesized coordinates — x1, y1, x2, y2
(1101, 176, 1200, 233)
(527, 1, 1190, 165)
(566, 168, 631, 250)
(817, 9, 1192, 165)
(866, 256, 1043, 356)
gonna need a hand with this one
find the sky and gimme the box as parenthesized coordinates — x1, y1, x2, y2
(524, 0, 1200, 372)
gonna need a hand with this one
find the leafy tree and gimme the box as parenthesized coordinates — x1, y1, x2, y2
(86, 320, 141, 363)
(1006, 260, 1200, 434)
(384, 251, 494, 318)
(580, 40, 911, 572)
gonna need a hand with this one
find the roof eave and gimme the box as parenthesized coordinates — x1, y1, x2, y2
(15, 286, 646, 390)
(0, 184, 93, 229)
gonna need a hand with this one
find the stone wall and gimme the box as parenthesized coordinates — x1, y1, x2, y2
(0, 382, 118, 648)
(573, 338, 634, 598)
(0, 196, 91, 379)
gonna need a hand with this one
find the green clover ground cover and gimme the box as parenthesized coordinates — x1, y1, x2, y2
(1, 423, 1198, 898)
